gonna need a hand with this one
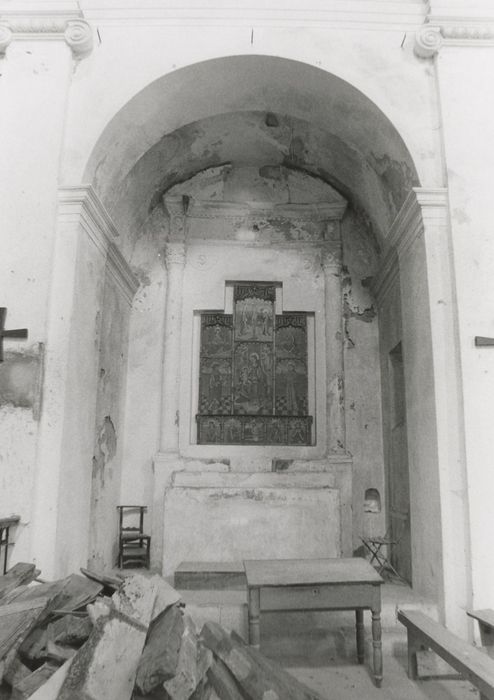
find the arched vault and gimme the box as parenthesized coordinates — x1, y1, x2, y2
(84, 54, 420, 256)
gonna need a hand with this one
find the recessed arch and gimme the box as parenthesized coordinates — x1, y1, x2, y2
(83, 54, 420, 255)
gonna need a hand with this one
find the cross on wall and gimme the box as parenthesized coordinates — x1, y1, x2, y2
(0, 308, 28, 362)
(475, 337, 494, 347)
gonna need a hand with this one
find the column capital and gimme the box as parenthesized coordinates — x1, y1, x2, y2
(0, 24, 12, 55)
(387, 187, 449, 257)
(0, 13, 93, 59)
(64, 19, 93, 58)
(165, 241, 186, 269)
(321, 241, 342, 273)
(415, 17, 494, 57)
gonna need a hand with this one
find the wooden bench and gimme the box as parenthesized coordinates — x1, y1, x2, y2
(398, 609, 494, 700)
(468, 610, 494, 658)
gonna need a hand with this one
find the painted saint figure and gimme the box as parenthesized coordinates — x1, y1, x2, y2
(209, 363, 223, 405)
(285, 360, 298, 414)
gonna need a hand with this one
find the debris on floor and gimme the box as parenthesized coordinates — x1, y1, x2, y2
(0, 564, 326, 699)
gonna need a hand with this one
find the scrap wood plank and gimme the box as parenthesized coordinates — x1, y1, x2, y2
(0, 597, 50, 661)
(57, 573, 163, 700)
(202, 622, 326, 700)
(2, 654, 31, 687)
(11, 662, 59, 700)
(79, 567, 123, 593)
(47, 614, 92, 647)
(26, 658, 73, 700)
(190, 675, 214, 700)
(0, 564, 39, 601)
(49, 574, 103, 614)
(207, 658, 248, 700)
(135, 603, 185, 694)
(231, 631, 328, 700)
(163, 615, 213, 700)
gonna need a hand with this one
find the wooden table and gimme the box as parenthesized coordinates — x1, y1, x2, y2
(244, 557, 384, 687)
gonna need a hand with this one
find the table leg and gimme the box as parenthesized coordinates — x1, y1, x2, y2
(371, 607, 383, 687)
(248, 586, 261, 648)
(355, 609, 365, 664)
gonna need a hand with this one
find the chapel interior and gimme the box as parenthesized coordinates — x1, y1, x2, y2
(1, 2, 492, 697)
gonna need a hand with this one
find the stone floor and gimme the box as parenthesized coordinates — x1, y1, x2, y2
(259, 611, 478, 700)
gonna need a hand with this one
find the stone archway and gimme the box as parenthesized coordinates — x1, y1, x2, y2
(67, 54, 468, 633)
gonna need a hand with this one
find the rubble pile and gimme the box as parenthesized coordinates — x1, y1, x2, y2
(0, 563, 325, 700)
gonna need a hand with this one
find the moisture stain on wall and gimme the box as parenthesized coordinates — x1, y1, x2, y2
(0, 344, 44, 419)
(92, 416, 117, 487)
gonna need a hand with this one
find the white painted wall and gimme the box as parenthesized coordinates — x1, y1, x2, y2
(3, 1, 493, 636)
(438, 45, 494, 614)
(0, 39, 74, 571)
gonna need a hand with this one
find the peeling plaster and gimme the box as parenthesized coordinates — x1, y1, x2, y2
(96, 108, 417, 256)
(92, 416, 117, 487)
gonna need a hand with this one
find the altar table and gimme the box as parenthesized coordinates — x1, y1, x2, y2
(244, 557, 384, 687)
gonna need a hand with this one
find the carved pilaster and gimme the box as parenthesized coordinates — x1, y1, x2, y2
(160, 239, 186, 454)
(165, 242, 186, 269)
(321, 226, 346, 455)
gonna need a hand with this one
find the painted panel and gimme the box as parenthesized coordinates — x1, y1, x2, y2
(197, 284, 312, 444)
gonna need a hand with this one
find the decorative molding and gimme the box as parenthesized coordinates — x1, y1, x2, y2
(415, 24, 444, 57)
(178, 199, 348, 224)
(165, 242, 186, 269)
(387, 187, 449, 258)
(321, 242, 343, 272)
(106, 243, 140, 304)
(371, 247, 400, 304)
(0, 11, 93, 58)
(0, 24, 12, 54)
(78, 0, 427, 31)
(415, 16, 494, 56)
(58, 186, 138, 304)
(64, 19, 93, 57)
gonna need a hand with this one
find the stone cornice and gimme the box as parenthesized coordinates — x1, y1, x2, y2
(0, 10, 93, 58)
(165, 198, 348, 224)
(415, 16, 494, 56)
(387, 187, 449, 258)
(58, 186, 138, 304)
(80, 0, 426, 31)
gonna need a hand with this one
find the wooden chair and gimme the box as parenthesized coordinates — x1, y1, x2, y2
(360, 528, 407, 583)
(117, 506, 151, 569)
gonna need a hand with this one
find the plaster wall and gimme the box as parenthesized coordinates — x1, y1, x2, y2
(179, 240, 325, 461)
(50, 222, 107, 576)
(437, 46, 494, 612)
(399, 234, 443, 602)
(0, 40, 72, 565)
(119, 210, 167, 508)
(342, 213, 384, 551)
(59, 20, 443, 243)
(375, 262, 403, 551)
(88, 267, 132, 573)
(119, 194, 383, 564)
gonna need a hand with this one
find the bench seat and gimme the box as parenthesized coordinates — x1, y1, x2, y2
(468, 609, 494, 658)
(398, 609, 494, 700)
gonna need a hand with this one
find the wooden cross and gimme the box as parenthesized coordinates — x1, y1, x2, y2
(475, 336, 494, 347)
(0, 308, 28, 362)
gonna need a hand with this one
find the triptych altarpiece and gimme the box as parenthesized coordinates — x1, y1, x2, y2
(197, 282, 312, 445)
